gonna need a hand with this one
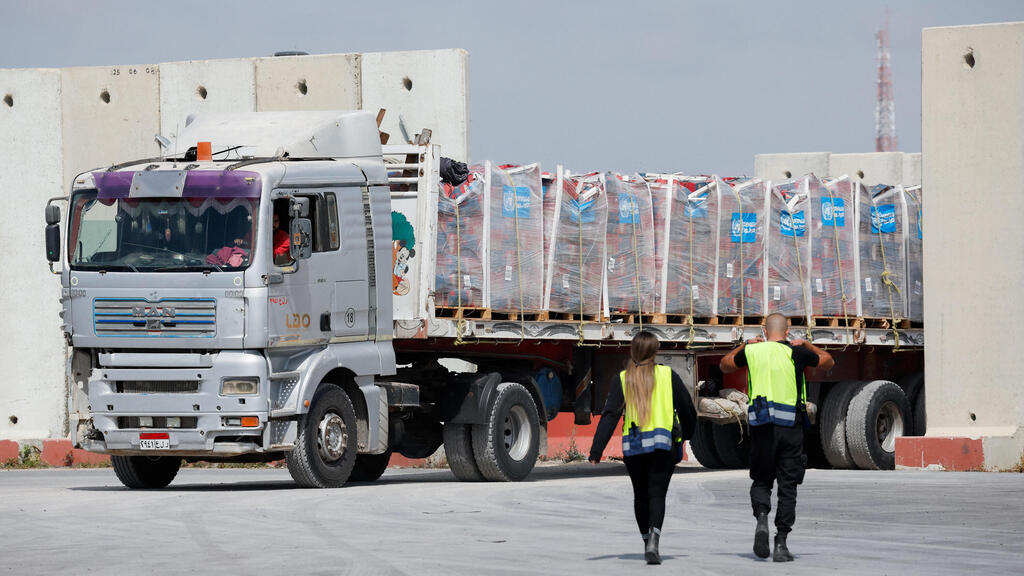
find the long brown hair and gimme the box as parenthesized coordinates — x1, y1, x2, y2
(625, 331, 660, 427)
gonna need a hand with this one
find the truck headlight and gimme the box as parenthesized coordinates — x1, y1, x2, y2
(221, 378, 259, 395)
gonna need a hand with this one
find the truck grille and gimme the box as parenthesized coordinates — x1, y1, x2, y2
(117, 416, 198, 429)
(94, 298, 216, 337)
(116, 381, 200, 394)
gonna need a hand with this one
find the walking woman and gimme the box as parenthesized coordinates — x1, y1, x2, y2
(589, 331, 696, 564)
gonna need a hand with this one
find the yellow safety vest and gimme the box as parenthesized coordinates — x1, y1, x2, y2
(620, 364, 676, 456)
(744, 342, 806, 427)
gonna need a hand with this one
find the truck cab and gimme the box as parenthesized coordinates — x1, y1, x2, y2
(49, 111, 398, 487)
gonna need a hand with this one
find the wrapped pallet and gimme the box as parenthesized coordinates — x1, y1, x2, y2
(855, 183, 908, 320)
(541, 170, 557, 299)
(604, 173, 656, 315)
(486, 163, 545, 311)
(435, 165, 486, 308)
(662, 177, 719, 317)
(649, 176, 672, 314)
(766, 177, 812, 318)
(716, 177, 769, 317)
(811, 176, 858, 318)
(544, 172, 608, 316)
(903, 185, 924, 322)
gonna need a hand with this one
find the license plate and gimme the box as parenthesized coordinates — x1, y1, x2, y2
(140, 433, 170, 450)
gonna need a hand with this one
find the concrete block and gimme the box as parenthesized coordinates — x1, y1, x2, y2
(256, 53, 360, 112)
(902, 152, 922, 187)
(753, 152, 829, 181)
(159, 59, 256, 146)
(918, 21, 1024, 470)
(0, 439, 18, 462)
(0, 68, 66, 441)
(40, 439, 110, 467)
(361, 49, 469, 161)
(61, 64, 161, 185)
(895, 436, 985, 471)
(829, 152, 904, 186)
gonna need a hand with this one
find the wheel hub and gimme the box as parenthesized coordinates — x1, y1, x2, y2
(317, 412, 348, 462)
(876, 401, 904, 453)
(503, 405, 531, 461)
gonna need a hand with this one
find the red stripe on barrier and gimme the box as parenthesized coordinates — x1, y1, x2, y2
(895, 436, 985, 471)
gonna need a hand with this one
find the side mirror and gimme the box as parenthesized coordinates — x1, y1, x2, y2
(289, 218, 312, 260)
(46, 224, 61, 262)
(45, 205, 61, 225)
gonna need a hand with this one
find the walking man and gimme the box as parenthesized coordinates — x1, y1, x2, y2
(720, 313, 834, 562)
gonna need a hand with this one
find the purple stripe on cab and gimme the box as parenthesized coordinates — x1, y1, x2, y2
(92, 170, 261, 199)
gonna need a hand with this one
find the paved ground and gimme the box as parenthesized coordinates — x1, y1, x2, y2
(1, 463, 1022, 575)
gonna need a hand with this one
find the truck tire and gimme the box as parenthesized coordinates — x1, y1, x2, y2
(711, 422, 750, 469)
(443, 423, 484, 481)
(912, 387, 926, 437)
(111, 455, 181, 489)
(846, 380, 911, 470)
(689, 420, 726, 469)
(348, 450, 392, 483)
(287, 384, 359, 488)
(819, 381, 864, 469)
(471, 382, 540, 482)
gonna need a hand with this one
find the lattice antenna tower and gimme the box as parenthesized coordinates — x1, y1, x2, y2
(875, 11, 897, 152)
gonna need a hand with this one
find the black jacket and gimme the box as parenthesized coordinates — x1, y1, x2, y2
(589, 367, 697, 461)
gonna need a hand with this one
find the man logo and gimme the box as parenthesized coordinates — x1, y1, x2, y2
(732, 218, 743, 237)
(822, 201, 834, 222)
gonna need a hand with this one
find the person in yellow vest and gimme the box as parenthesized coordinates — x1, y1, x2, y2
(589, 331, 696, 565)
(720, 313, 834, 562)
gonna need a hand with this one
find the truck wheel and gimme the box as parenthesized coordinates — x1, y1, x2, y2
(111, 455, 181, 489)
(819, 381, 864, 469)
(689, 420, 726, 469)
(471, 382, 540, 481)
(846, 380, 911, 470)
(912, 387, 926, 437)
(287, 384, 359, 488)
(348, 450, 392, 483)
(711, 422, 750, 469)
(443, 423, 484, 481)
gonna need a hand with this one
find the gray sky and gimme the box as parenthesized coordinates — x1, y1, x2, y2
(3, 0, 1023, 175)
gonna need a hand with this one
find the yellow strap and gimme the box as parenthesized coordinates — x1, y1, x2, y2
(495, 166, 527, 343)
(627, 182, 643, 331)
(869, 192, 903, 350)
(826, 182, 853, 348)
(787, 192, 812, 341)
(454, 200, 466, 345)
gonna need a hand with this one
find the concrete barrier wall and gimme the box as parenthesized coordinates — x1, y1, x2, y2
(362, 50, 469, 161)
(902, 153, 922, 188)
(754, 152, 922, 187)
(896, 21, 1024, 470)
(160, 59, 256, 144)
(0, 69, 66, 440)
(828, 152, 905, 187)
(256, 54, 361, 112)
(754, 152, 830, 181)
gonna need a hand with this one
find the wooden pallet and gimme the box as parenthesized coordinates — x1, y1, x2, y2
(488, 309, 547, 322)
(544, 310, 605, 323)
(434, 306, 490, 320)
(860, 317, 913, 329)
(810, 316, 863, 328)
(717, 315, 766, 326)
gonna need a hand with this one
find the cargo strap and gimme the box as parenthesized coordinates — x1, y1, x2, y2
(825, 182, 854, 348)
(873, 191, 902, 351)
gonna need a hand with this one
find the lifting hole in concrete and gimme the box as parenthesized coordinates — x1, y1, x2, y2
(8, 415, 17, 425)
(856, 170, 865, 179)
(963, 49, 975, 70)
(197, 85, 208, 100)
(783, 171, 792, 179)
(402, 76, 413, 91)
(99, 89, 111, 104)
(296, 79, 308, 96)
(2, 94, 12, 107)
(969, 412, 977, 422)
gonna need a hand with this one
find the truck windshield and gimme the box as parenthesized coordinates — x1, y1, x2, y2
(68, 192, 260, 272)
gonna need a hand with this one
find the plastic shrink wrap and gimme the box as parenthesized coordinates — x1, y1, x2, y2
(487, 163, 545, 311)
(903, 185, 924, 323)
(541, 170, 557, 299)
(766, 177, 812, 318)
(716, 177, 768, 317)
(856, 183, 908, 319)
(662, 177, 719, 317)
(435, 165, 486, 307)
(811, 176, 858, 318)
(604, 173, 657, 314)
(544, 172, 608, 316)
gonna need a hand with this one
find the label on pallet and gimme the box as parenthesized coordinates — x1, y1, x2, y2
(464, 275, 472, 288)
(618, 194, 640, 224)
(607, 257, 616, 272)
(820, 197, 845, 227)
(730, 212, 757, 242)
(691, 285, 699, 299)
(773, 286, 781, 300)
(504, 265, 513, 281)
(815, 278, 823, 293)
(780, 210, 806, 237)
(502, 185, 531, 218)
(870, 204, 896, 233)
(865, 277, 873, 292)
(562, 275, 570, 289)
(726, 262, 734, 278)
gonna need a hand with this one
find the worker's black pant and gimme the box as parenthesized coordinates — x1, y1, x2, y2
(624, 449, 675, 534)
(749, 422, 806, 534)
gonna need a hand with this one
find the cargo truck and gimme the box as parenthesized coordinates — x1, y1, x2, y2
(43, 111, 924, 488)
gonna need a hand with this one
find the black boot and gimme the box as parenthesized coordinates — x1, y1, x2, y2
(753, 512, 770, 559)
(773, 533, 794, 562)
(645, 527, 662, 565)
